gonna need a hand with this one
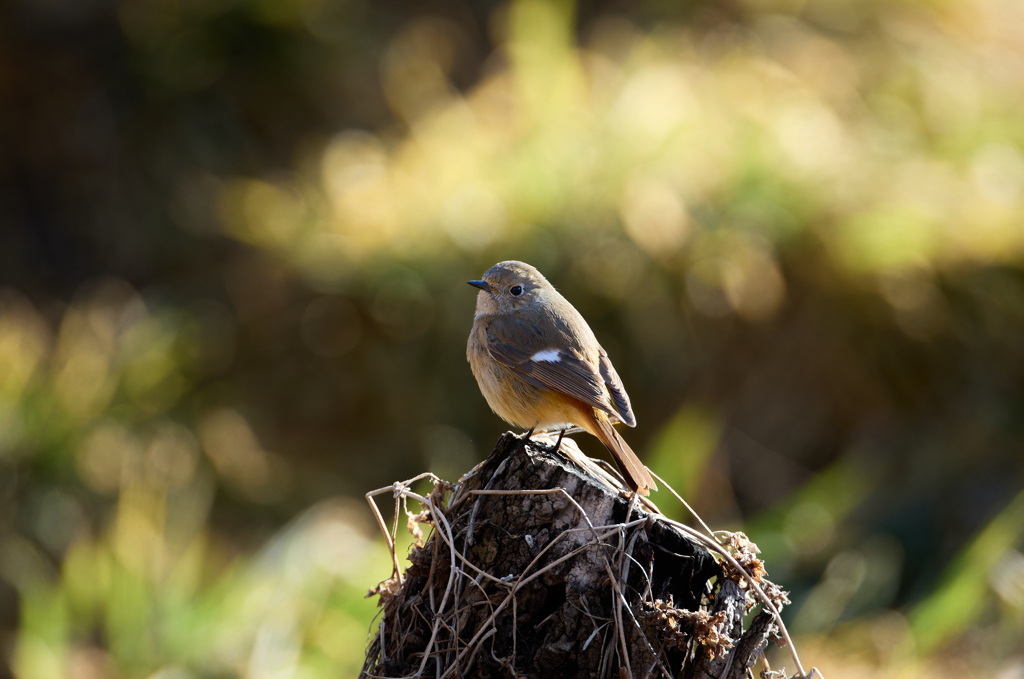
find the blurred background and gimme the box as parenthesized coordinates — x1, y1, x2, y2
(2, 0, 1024, 676)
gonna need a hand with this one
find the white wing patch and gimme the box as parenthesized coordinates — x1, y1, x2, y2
(530, 348, 561, 362)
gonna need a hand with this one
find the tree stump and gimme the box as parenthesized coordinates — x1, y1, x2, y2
(362, 432, 784, 679)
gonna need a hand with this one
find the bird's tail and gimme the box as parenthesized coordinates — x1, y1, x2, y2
(587, 410, 658, 496)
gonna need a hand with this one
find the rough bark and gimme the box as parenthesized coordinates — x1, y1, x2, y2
(361, 433, 780, 679)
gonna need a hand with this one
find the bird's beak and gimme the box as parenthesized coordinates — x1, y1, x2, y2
(467, 280, 491, 292)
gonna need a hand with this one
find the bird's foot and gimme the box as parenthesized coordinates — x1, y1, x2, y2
(516, 426, 536, 453)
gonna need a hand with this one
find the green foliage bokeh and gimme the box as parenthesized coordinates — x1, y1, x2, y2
(2, 0, 1024, 676)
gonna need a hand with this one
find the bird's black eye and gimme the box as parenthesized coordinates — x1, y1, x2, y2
(509, 285, 523, 297)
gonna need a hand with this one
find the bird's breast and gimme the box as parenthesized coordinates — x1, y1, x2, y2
(467, 321, 580, 430)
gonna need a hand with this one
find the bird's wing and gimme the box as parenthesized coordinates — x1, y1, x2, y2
(598, 347, 636, 427)
(483, 315, 622, 421)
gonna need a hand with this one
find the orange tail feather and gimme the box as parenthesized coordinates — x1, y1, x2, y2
(585, 410, 657, 496)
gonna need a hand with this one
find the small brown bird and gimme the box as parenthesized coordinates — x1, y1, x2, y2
(466, 260, 657, 496)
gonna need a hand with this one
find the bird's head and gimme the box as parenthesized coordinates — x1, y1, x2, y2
(468, 260, 552, 316)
